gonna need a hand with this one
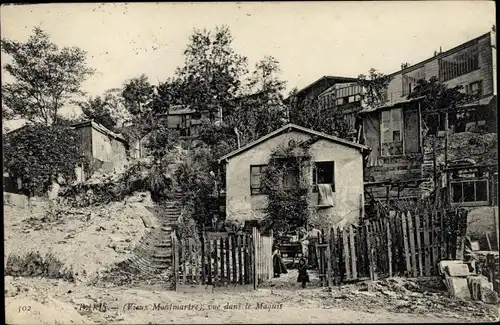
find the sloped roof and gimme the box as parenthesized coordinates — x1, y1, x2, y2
(286, 76, 359, 102)
(72, 120, 127, 142)
(218, 123, 370, 163)
(359, 96, 425, 114)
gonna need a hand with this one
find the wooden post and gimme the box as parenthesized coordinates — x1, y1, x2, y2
(342, 227, 351, 279)
(252, 227, 258, 289)
(225, 236, 230, 284)
(423, 210, 431, 276)
(495, 207, 499, 251)
(401, 211, 411, 276)
(365, 222, 374, 280)
(386, 218, 393, 278)
(172, 231, 179, 290)
(349, 225, 357, 279)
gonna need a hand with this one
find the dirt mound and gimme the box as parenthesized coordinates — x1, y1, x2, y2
(4, 192, 153, 282)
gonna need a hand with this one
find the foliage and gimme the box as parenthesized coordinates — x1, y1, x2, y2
(121, 74, 154, 118)
(174, 146, 218, 231)
(5, 252, 75, 282)
(288, 97, 354, 140)
(76, 94, 118, 130)
(1, 27, 94, 125)
(407, 76, 477, 127)
(357, 68, 393, 108)
(261, 143, 313, 233)
(3, 124, 82, 196)
(175, 25, 248, 120)
(143, 116, 179, 163)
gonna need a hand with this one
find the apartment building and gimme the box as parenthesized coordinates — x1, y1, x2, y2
(361, 29, 497, 206)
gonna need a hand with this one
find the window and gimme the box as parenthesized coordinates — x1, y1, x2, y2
(380, 108, 404, 156)
(313, 161, 335, 192)
(439, 45, 479, 82)
(451, 179, 489, 203)
(336, 97, 346, 106)
(465, 81, 483, 97)
(250, 165, 267, 195)
(402, 67, 425, 96)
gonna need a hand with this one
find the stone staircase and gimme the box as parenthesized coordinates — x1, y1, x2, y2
(109, 192, 184, 281)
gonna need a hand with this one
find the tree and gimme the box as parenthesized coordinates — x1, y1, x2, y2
(1, 27, 94, 125)
(3, 124, 82, 196)
(121, 74, 154, 119)
(76, 95, 117, 130)
(288, 96, 354, 140)
(357, 68, 393, 109)
(407, 76, 475, 115)
(246, 55, 286, 96)
(175, 25, 248, 120)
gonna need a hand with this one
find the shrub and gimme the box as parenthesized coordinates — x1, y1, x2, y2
(3, 124, 82, 196)
(5, 252, 76, 282)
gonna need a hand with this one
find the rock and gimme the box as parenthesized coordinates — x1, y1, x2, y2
(444, 274, 470, 299)
(438, 260, 464, 276)
(381, 290, 397, 297)
(445, 263, 471, 277)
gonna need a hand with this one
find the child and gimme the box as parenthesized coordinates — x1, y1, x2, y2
(297, 257, 310, 288)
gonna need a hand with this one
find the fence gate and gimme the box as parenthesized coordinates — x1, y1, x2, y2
(172, 228, 273, 293)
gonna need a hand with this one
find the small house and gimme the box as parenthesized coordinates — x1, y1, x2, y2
(218, 124, 370, 230)
(72, 120, 129, 180)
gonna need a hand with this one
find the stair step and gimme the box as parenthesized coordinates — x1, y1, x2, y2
(155, 243, 172, 248)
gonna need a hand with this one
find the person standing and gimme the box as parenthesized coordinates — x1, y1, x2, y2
(297, 257, 310, 288)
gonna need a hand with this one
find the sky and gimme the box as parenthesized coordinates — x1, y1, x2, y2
(0, 1, 496, 126)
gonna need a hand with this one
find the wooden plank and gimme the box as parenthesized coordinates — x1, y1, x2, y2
(349, 225, 357, 279)
(439, 209, 446, 260)
(213, 239, 219, 284)
(231, 235, 237, 284)
(326, 228, 333, 287)
(407, 212, 418, 277)
(386, 217, 393, 277)
(400, 211, 411, 276)
(423, 210, 431, 276)
(495, 207, 499, 251)
(207, 238, 213, 285)
(365, 222, 374, 280)
(238, 234, 243, 285)
(188, 239, 194, 284)
(331, 227, 338, 284)
(207, 232, 229, 240)
(220, 237, 225, 282)
(431, 208, 438, 275)
(252, 228, 258, 288)
(244, 235, 249, 284)
(201, 235, 206, 285)
(342, 227, 351, 279)
(414, 212, 423, 277)
(181, 239, 187, 285)
(172, 232, 179, 290)
(225, 236, 230, 284)
(247, 234, 253, 286)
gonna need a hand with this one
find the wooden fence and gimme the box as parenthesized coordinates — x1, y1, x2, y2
(252, 228, 273, 285)
(172, 228, 273, 292)
(316, 208, 466, 286)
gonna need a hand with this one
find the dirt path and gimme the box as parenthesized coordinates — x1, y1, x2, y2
(5, 276, 499, 324)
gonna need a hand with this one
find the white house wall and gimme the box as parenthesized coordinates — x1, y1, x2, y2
(225, 130, 364, 230)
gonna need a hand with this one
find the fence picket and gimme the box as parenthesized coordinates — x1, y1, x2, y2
(342, 227, 351, 279)
(349, 225, 357, 279)
(431, 209, 439, 274)
(407, 212, 418, 277)
(414, 212, 423, 277)
(385, 218, 393, 277)
(365, 222, 374, 280)
(400, 212, 411, 276)
(172, 232, 179, 290)
(423, 210, 431, 276)
(238, 234, 243, 284)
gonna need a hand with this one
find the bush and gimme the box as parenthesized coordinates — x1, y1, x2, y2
(3, 124, 82, 197)
(5, 252, 76, 282)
